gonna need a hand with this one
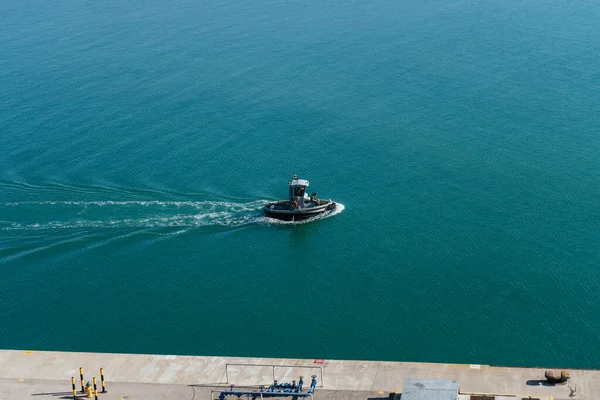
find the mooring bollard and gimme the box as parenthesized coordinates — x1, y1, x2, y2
(80, 367, 85, 393)
(100, 368, 107, 393)
(71, 377, 77, 400)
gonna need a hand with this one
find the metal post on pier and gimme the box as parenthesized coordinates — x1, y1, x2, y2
(79, 367, 85, 393)
(100, 368, 107, 393)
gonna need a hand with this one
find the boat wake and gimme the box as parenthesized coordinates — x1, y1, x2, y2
(0, 200, 345, 232)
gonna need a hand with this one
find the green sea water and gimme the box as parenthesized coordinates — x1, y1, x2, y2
(1, 0, 599, 368)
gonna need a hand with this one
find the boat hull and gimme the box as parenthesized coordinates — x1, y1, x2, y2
(263, 202, 336, 221)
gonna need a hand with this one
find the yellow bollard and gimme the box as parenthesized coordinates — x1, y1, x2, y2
(93, 377, 98, 399)
(100, 368, 107, 393)
(80, 367, 85, 393)
(71, 377, 76, 400)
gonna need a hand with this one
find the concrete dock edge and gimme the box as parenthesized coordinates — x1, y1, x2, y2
(0, 350, 594, 399)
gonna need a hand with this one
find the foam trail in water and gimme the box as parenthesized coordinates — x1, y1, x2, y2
(2, 200, 261, 210)
(1, 200, 265, 231)
(0, 200, 345, 231)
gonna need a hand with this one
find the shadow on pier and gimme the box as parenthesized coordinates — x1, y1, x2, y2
(525, 379, 556, 387)
(31, 392, 81, 399)
(367, 394, 396, 400)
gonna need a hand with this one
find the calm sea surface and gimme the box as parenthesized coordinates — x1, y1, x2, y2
(1, 0, 599, 368)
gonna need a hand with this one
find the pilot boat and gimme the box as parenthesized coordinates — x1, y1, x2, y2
(263, 175, 336, 221)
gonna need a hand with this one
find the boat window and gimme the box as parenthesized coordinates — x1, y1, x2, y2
(295, 187, 305, 196)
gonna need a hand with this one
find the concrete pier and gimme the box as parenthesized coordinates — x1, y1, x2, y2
(0, 349, 594, 399)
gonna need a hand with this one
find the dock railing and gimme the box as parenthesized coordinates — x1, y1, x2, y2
(224, 363, 324, 388)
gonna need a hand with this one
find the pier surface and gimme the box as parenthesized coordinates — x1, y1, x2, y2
(0, 350, 594, 399)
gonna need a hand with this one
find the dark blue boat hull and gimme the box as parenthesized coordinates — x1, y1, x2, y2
(263, 202, 336, 221)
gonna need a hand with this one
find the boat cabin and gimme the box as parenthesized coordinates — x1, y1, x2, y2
(288, 176, 310, 208)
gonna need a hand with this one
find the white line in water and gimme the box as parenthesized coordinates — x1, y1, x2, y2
(1, 201, 344, 231)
